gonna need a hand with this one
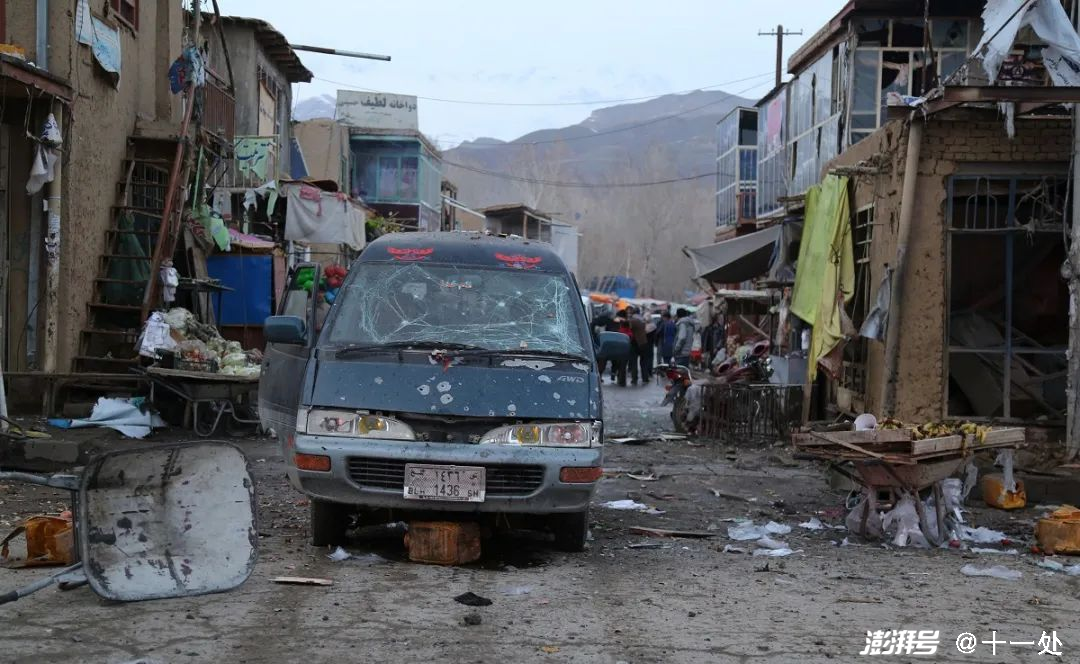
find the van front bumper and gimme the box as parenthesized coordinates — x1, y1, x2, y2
(289, 435, 602, 514)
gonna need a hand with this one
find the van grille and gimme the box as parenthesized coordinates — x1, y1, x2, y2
(346, 458, 545, 496)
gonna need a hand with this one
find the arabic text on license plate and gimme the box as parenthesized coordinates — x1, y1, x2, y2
(403, 464, 486, 502)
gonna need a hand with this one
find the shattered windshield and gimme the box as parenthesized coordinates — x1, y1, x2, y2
(325, 263, 588, 355)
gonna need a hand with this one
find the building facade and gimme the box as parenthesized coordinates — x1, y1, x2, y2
(715, 107, 758, 236)
(2, 0, 184, 380)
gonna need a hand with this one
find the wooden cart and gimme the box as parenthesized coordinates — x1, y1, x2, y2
(794, 427, 1024, 546)
(134, 366, 261, 437)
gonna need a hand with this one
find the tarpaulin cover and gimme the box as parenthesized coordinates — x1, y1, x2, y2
(683, 225, 781, 284)
(104, 213, 151, 305)
(790, 175, 853, 381)
(48, 397, 164, 439)
(206, 255, 273, 326)
(282, 183, 366, 250)
(976, 0, 1080, 86)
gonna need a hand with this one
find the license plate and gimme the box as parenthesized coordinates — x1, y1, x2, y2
(403, 464, 486, 502)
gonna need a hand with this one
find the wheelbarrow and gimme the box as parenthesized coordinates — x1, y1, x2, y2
(849, 456, 969, 547)
(0, 442, 257, 604)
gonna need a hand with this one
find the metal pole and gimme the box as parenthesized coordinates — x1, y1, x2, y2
(775, 24, 783, 89)
(42, 103, 62, 376)
(35, 0, 48, 71)
(289, 44, 391, 62)
(880, 114, 924, 417)
(1065, 0, 1080, 459)
(1066, 104, 1080, 459)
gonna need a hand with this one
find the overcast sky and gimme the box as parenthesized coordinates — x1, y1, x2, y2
(222, 1, 843, 149)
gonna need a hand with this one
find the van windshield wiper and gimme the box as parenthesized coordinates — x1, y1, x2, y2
(332, 341, 483, 357)
(494, 349, 591, 362)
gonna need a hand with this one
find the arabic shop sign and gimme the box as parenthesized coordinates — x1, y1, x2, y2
(336, 91, 419, 131)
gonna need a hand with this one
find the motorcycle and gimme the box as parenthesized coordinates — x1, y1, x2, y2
(659, 363, 694, 433)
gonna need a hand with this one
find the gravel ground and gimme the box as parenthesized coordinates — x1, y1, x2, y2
(0, 382, 1077, 663)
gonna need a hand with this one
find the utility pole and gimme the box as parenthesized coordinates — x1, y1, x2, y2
(1066, 8, 1080, 461)
(758, 25, 803, 89)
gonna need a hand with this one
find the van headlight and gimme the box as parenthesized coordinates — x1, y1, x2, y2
(480, 422, 600, 448)
(301, 408, 415, 440)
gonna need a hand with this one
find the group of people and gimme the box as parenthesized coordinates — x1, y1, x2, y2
(594, 305, 698, 386)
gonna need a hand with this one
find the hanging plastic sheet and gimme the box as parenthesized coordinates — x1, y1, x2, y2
(859, 267, 893, 341)
(282, 183, 366, 250)
(234, 138, 277, 182)
(90, 17, 121, 86)
(975, 0, 1080, 86)
(790, 175, 853, 381)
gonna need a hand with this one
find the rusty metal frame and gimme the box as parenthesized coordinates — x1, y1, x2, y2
(924, 85, 1080, 116)
(0, 57, 73, 103)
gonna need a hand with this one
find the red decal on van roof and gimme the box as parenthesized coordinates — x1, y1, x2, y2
(495, 253, 542, 269)
(387, 247, 434, 261)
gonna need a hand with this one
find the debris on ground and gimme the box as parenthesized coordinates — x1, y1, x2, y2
(970, 547, 1019, 555)
(627, 542, 672, 550)
(720, 544, 747, 554)
(1035, 558, 1080, 576)
(540, 645, 560, 654)
(271, 577, 333, 586)
(47, 397, 165, 439)
(1035, 505, 1080, 554)
(629, 526, 715, 539)
(601, 500, 663, 514)
(405, 521, 482, 565)
(326, 547, 387, 564)
(607, 437, 648, 445)
(454, 592, 493, 607)
(627, 473, 658, 481)
(959, 564, 1022, 580)
(709, 488, 758, 503)
(727, 520, 791, 541)
(462, 613, 482, 626)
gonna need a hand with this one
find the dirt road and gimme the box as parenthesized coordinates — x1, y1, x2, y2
(1, 383, 1077, 663)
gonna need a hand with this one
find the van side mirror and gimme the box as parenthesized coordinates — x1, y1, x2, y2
(264, 315, 307, 345)
(596, 331, 630, 361)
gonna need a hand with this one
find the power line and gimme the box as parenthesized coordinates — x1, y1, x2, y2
(442, 160, 716, 189)
(312, 71, 775, 107)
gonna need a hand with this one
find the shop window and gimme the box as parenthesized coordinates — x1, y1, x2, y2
(946, 176, 1069, 422)
(111, 0, 138, 30)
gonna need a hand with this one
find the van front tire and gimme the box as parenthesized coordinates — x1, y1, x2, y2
(310, 499, 351, 547)
(551, 510, 590, 552)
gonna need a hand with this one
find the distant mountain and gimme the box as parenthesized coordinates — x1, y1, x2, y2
(293, 94, 336, 121)
(445, 89, 751, 299)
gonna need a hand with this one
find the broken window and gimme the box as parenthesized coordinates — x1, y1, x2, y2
(848, 19, 972, 145)
(326, 264, 589, 356)
(946, 175, 1069, 422)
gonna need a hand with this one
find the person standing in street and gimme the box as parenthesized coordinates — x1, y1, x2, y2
(658, 311, 677, 365)
(673, 308, 696, 368)
(627, 306, 648, 385)
(702, 314, 723, 367)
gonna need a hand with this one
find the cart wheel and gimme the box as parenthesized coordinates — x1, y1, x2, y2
(224, 405, 259, 438)
(193, 401, 227, 437)
(550, 510, 590, 552)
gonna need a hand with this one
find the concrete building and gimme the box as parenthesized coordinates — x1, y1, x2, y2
(211, 17, 313, 190)
(714, 106, 758, 239)
(1, 0, 185, 390)
(482, 204, 579, 275)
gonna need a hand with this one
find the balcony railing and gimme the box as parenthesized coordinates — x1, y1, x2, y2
(203, 70, 236, 146)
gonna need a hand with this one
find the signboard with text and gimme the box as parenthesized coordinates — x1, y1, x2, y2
(336, 91, 419, 131)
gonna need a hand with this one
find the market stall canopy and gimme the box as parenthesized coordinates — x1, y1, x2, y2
(683, 226, 781, 284)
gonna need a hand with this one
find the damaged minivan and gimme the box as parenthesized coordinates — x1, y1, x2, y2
(259, 232, 629, 551)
